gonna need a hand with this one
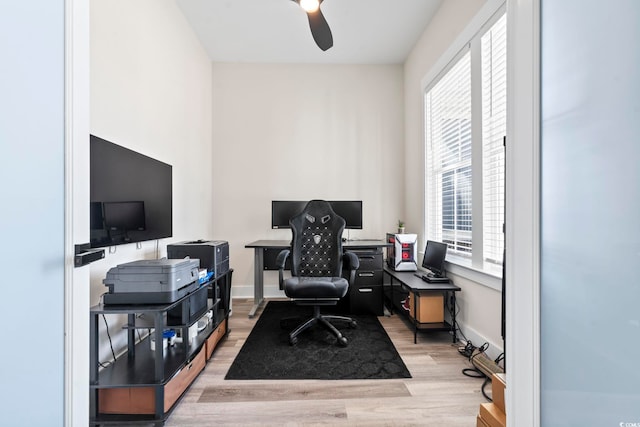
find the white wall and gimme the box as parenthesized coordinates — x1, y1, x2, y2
(211, 63, 404, 297)
(403, 0, 504, 352)
(89, 0, 213, 360)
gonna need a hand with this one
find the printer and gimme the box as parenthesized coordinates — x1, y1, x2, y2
(103, 258, 200, 305)
(167, 240, 229, 279)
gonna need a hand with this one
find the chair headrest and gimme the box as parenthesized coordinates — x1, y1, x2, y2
(291, 200, 341, 225)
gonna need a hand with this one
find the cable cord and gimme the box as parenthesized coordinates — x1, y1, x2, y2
(446, 294, 468, 343)
(99, 314, 117, 368)
(463, 343, 505, 401)
(458, 339, 476, 358)
(481, 377, 492, 401)
(460, 340, 484, 378)
(462, 366, 485, 378)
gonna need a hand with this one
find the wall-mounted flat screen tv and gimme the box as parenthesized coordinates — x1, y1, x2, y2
(90, 135, 172, 248)
(272, 200, 363, 229)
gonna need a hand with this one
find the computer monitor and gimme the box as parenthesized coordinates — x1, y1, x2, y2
(422, 240, 448, 277)
(271, 200, 363, 229)
(271, 201, 307, 229)
(329, 200, 363, 230)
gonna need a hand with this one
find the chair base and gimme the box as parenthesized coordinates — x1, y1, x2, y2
(286, 305, 357, 346)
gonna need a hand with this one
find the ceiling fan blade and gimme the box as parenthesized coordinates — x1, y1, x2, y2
(306, 7, 333, 51)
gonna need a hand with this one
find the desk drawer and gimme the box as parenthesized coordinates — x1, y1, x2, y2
(354, 252, 383, 271)
(164, 346, 206, 410)
(205, 318, 227, 360)
(354, 270, 382, 287)
(349, 285, 383, 315)
(98, 346, 206, 415)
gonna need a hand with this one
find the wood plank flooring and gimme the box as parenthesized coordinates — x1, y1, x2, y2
(165, 299, 487, 426)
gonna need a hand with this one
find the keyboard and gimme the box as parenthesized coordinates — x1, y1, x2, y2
(414, 272, 450, 283)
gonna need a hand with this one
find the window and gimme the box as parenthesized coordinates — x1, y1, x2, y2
(425, 52, 472, 254)
(425, 12, 506, 272)
(482, 13, 507, 265)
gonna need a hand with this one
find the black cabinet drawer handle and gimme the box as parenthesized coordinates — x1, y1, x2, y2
(358, 288, 373, 293)
(360, 255, 376, 259)
(358, 272, 375, 277)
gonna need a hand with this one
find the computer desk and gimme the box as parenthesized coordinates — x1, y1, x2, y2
(383, 266, 461, 343)
(245, 239, 389, 318)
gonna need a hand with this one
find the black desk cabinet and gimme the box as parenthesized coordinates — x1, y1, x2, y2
(89, 269, 232, 426)
(345, 248, 384, 315)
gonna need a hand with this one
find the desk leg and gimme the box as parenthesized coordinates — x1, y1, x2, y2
(412, 291, 418, 344)
(153, 311, 165, 421)
(248, 248, 265, 318)
(384, 272, 394, 315)
(450, 291, 458, 343)
(90, 314, 98, 419)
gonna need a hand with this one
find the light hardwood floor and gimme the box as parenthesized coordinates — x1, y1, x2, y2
(165, 298, 488, 426)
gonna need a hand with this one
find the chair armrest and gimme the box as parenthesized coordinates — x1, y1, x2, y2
(342, 251, 360, 271)
(342, 251, 359, 285)
(276, 249, 290, 290)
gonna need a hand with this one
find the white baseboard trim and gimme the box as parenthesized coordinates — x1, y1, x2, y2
(232, 284, 286, 299)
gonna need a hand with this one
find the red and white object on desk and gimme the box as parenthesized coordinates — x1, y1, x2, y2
(386, 233, 418, 271)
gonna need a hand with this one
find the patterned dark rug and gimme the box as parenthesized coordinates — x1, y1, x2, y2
(225, 300, 411, 380)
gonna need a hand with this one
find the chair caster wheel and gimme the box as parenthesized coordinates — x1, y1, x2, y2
(289, 336, 298, 346)
(337, 336, 348, 347)
(349, 320, 358, 329)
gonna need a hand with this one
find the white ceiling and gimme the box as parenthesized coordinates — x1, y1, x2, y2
(175, 0, 443, 64)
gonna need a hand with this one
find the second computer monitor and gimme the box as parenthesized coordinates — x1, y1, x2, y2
(422, 240, 448, 277)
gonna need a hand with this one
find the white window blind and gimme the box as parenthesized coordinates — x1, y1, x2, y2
(424, 10, 507, 273)
(482, 14, 507, 265)
(425, 51, 472, 255)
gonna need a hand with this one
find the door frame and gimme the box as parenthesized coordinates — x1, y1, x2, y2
(505, 0, 541, 425)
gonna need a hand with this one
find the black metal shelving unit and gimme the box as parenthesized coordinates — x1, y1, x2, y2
(89, 269, 232, 426)
(382, 266, 460, 344)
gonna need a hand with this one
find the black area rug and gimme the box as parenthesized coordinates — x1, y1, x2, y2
(225, 301, 411, 380)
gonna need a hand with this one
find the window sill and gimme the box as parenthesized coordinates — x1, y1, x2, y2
(444, 255, 503, 291)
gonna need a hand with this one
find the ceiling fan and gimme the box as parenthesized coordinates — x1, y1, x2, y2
(292, 0, 333, 51)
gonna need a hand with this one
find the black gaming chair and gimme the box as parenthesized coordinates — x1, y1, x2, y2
(276, 200, 359, 346)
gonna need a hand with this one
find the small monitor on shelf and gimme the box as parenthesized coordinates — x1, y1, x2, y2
(103, 201, 146, 232)
(422, 240, 448, 277)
